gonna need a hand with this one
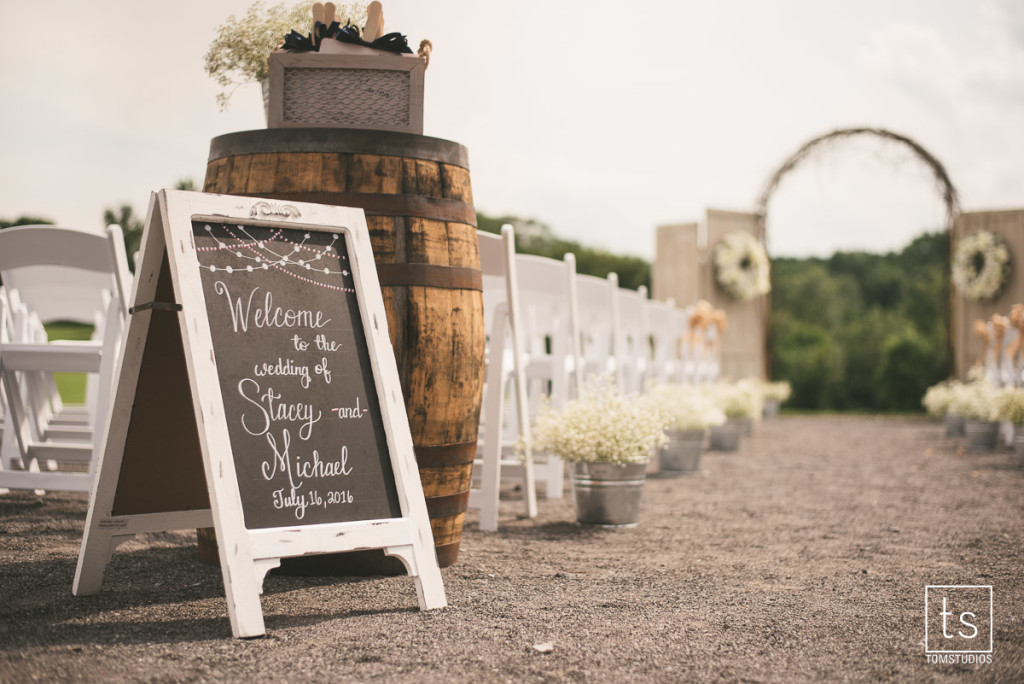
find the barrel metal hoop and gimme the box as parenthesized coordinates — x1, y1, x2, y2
(414, 441, 478, 467)
(377, 263, 483, 291)
(261, 191, 476, 225)
(424, 490, 471, 518)
(207, 128, 471, 167)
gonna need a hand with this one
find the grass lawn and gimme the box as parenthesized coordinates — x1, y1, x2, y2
(44, 322, 93, 405)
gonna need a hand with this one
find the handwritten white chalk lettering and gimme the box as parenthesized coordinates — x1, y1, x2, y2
(291, 334, 309, 351)
(332, 397, 366, 419)
(272, 488, 309, 520)
(314, 334, 342, 352)
(262, 429, 302, 492)
(314, 357, 333, 384)
(238, 378, 322, 440)
(294, 446, 352, 479)
(214, 281, 331, 333)
(262, 432, 355, 520)
(253, 357, 312, 389)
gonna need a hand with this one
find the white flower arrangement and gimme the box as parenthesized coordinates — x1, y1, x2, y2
(204, 1, 368, 110)
(952, 230, 1011, 302)
(647, 384, 726, 432)
(994, 387, 1024, 425)
(947, 380, 999, 422)
(530, 380, 668, 465)
(713, 231, 771, 301)
(921, 381, 960, 418)
(761, 380, 792, 404)
(706, 379, 763, 421)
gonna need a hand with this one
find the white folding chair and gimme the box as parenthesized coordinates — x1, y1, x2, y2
(615, 285, 649, 394)
(469, 226, 537, 531)
(645, 297, 682, 387)
(573, 271, 619, 386)
(514, 252, 583, 500)
(0, 224, 131, 492)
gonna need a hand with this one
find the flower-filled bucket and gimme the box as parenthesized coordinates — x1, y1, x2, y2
(529, 380, 667, 527)
(658, 429, 705, 475)
(571, 462, 648, 527)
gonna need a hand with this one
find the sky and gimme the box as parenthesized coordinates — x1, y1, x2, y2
(1, 0, 1021, 259)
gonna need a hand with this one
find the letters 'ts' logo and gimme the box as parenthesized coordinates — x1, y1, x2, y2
(925, 585, 993, 654)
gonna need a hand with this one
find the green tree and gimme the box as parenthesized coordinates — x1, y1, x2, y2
(1, 215, 54, 228)
(476, 212, 651, 290)
(770, 230, 949, 412)
(103, 204, 145, 272)
(874, 327, 947, 411)
(771, 316, 845, 409)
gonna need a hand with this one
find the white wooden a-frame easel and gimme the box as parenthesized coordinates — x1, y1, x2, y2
(73, 190, 446, 638)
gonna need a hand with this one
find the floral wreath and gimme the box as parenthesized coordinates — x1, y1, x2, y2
(713, 232, 771, 300)
(952, 230, 1011, 302)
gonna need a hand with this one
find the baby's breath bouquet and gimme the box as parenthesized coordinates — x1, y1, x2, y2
(921, 381, 959, 418)
(707, 379, 763, 421)
(761, 380, 792, 404)
(530, 381, 668, 465)
(647, 384, 726, 432)
(947, 381, 999, 422)
(204, 1, 368, 110)
(994, 387, 1024, 425)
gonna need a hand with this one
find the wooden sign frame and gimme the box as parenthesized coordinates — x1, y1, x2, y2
(73, 190, 445, 638)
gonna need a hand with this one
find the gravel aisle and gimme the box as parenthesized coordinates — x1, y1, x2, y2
(1, 416, 1022, 682)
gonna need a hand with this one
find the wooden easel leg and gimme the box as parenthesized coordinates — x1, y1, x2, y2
(221, 552, 268, 638)
(385, 543, 448, 610)
(73, 530, 134, 595)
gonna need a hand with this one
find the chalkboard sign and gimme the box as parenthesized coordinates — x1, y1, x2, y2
(74, 191, 446, 639)
(193, 220, 401, 528)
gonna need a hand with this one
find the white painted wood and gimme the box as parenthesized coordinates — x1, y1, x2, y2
(76, 190, 446, 639)
(507, 251, 585, 499)
(470, 226, 537, 531)
(616, 285, 649, 394)
(75, 193, 165, 596)
(0, 224, 129, 493)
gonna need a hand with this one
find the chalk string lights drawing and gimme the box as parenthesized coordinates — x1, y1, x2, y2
(197, 223, 354, 293)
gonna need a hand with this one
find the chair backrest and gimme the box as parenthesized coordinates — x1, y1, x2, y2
(615, 285, 649, 393)
(644, 296, 680, 386)
(0, 225, 131, 325)
(478, 229, 510, 333)
(573, 271, 618, 385)
(515, 251, 581, 405)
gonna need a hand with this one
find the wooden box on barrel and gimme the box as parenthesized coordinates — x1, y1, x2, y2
(202, 128, 485, 572)
(267, 53, 425, 133)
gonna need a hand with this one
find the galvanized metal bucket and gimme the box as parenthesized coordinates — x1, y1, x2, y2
(709, 420, 742, 452)
(570, 462, 647, 528)
(965, 420, 1000, 451)
(658, 430, 704, 475)
(945, 413, 965, 437)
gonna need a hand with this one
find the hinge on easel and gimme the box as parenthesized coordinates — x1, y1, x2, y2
(128, 301, 183, 314)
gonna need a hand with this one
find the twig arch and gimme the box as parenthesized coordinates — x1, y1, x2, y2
(756, 127, 960, 232)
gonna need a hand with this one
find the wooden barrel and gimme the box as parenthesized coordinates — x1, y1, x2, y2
(202, 128, 485, 571)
